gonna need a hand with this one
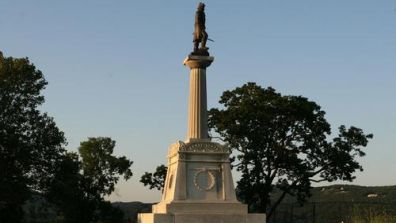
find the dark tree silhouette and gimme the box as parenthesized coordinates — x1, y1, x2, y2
(78, 137, 133, 198)
(48, 137, 133, 223)
(0, 52, 66, 222)
(208, 82, 373, 221)
(140, 165, 167, 191)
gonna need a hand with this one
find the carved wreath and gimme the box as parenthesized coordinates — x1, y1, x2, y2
(193, 169, 216, 191)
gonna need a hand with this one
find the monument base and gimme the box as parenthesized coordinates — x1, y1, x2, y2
(152, 201, 247, 214)
(138, 140, 266, 223)
(138, 212, 265, 223)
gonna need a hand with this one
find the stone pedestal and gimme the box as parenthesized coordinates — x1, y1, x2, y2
(138, 55, 266, 223)
(138, 141, 266, 223)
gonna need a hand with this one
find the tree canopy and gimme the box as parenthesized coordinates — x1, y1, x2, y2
(0, 52, 133, 223)
(79, 137, 133, 198)
(140, 164, 167, 191)
(208, 82, 373, 220)
(48, 137, 133, 223)
(0, 52, 66, 222)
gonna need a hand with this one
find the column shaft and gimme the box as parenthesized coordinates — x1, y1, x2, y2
(187, 68, 208, 140)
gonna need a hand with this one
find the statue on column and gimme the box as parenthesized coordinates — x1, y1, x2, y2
(193, 2, 209, 55)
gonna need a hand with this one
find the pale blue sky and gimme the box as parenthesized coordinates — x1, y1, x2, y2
(1, 0, 395, 202)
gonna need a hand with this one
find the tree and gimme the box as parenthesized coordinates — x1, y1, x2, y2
(48, 137, 133, 223)
(47, 152, 94, 223)
(0, 52, 66, 222)
(140, 165, 167, 191)
(79, 137, 133, 199)
(96, 201, 125, 223)
(208, 82, 372, 221)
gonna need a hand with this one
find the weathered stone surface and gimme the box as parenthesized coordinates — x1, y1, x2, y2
(138, 214, 173, 223)
(138, 213, 266, 223)
(183, 55, 214, 69)
(153, 202, 247, 214)
(138, 139, 266, 223)
(160, 140, 237, 203)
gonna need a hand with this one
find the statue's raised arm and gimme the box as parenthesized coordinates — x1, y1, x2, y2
(193, 2, 209, 55)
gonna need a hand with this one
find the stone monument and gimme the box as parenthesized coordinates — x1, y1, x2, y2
(138, 3, 266, 223)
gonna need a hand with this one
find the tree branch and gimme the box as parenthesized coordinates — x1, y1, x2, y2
(308, 166, 326, 178)
(269, 168, 278, 182)
(309, 178, 327, 183)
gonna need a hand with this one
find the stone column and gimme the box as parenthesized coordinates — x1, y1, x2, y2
(184, 55, 214, 141)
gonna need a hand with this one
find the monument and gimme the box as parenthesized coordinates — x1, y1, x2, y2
(138, 3, 266, 223)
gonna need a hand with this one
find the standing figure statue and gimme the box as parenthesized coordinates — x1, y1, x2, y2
(193, 2, 209, 54)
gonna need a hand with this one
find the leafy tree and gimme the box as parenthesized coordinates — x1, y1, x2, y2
(140, 165, 167, 191)
(208, 82, 372, 221)
(96, 201, 125, 223)
(0, 52, 66, 222)
(48, 137, 133, 223)
(79, 137, 133, 199)
(48, 152, 94, 223)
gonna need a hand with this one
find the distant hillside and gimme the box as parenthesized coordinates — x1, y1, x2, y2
(114, 185, 396, 223)
(277, 184, 396, 203)
(270, 185, 396, 223)
(112, 201, 152, 223)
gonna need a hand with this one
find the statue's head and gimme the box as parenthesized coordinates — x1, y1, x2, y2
(198, 2, 205, 11)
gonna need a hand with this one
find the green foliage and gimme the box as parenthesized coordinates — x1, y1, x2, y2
(140, 165, 167, 191)
(47, 137, 133, 223)
(47, 152, 94, 223)
(208, 82, 373, 220)
(0, 52, 133, 222)
(96, 201, 125, 223)
(79, 137, 133, 198)
(22, 194, 57, 223)
(0, 52, 66, 222)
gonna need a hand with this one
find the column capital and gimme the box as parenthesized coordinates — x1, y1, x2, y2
(183, 55, 214, 69)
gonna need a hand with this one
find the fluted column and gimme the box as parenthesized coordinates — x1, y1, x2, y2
(183, 55, 214, 141)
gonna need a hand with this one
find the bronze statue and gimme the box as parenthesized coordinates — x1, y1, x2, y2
(193, 2, 209, 54)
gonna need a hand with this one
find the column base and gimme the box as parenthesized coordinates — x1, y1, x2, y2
(152, 201, 247, 214)
(138, 213, 266, 223)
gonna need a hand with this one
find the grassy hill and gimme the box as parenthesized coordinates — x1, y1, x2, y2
(270, 185, 396, 223)
(270, 184, 396, 208)
(281, 184, 396, 203)
(115, 185, 396, 223)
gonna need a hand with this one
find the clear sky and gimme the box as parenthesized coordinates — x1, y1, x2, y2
(1, 0, 395, 202)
